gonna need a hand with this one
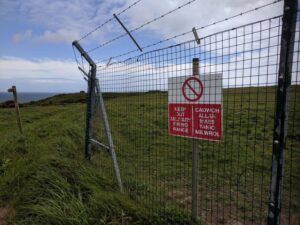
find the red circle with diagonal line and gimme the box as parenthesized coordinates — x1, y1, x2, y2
(182, 77, 204, 102)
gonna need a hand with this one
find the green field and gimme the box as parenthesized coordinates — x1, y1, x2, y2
(0, 86, 299, 225)
(0, 98, 196, 225)
(96, 86, 300, 225)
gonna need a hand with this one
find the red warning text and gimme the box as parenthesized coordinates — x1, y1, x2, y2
(168, 103, 222, 141)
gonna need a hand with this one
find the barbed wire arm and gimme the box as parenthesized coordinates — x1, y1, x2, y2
(113, 13, 143, 52)
(192, 27, 200, 45)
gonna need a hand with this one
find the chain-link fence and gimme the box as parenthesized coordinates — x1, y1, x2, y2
(92, 13, 300, 225)
(73, 1, 299, 224)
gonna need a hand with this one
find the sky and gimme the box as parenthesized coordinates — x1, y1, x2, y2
(0, 0, 288, 93)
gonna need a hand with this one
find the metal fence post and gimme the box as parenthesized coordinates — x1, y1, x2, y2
(85, 65, 96, 159)
(72, 40, 123, 191)
(72, 40, 97, 160)
(267, 0, 298, 224)
(95, 80, 123, 192)
(192, 58, 199, 221)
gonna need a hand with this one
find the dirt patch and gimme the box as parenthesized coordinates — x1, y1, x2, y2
(281, 210, 300, 225)
(0, 207, 7, 225)
(224, 220, 243, 225)
(168, 189, 192, 206)
(168, 188, 299, 225)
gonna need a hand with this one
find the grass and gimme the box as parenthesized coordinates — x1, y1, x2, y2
(0, 102, 197, 224)
(0, 86, 299, 224)
(92, 86, 300, 224)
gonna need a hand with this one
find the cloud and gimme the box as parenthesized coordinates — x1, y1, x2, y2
(3, 0, 128, 44)
(11, 29, 80, 44)
(123, 0, 283, 44)
(0, 57, 86, 92)
(34, 29, 80, 44)
(12, 30, 33, 43)
(3, 0, 283, 47)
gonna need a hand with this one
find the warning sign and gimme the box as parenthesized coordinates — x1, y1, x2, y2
(168, 74, 222, 141)
(182, 77, 204, 101)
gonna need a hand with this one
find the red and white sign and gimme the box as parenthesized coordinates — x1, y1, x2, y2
(168, 74, 222, 141)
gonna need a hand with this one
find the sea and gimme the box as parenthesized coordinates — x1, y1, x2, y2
(0, 92, 60, 103)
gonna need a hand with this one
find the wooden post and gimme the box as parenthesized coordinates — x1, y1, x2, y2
(192, 58, 199, 221)
(8, 86, 23, 134)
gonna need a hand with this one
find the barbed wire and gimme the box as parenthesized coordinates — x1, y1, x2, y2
(87, 0, 197, 53)
(97, 13, 283, 69)
(129, 0, 197, 33)
(96, 0, 283, 65)
(72, 45, 80, 66)
(78, 0, 143, 42)
(116, 0, 143, 16)
(194, 0, 282, 32)
(72, 45, 89, 80)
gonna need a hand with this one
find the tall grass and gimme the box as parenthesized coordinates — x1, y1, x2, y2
(0, 103, 196, 225)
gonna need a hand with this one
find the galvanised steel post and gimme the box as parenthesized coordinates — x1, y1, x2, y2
(95, 80, 123, 192)
(72, 40, 97, 160)
(267, 0, 298, 224)
(192, 58, 199, 221)
(72, 40, 123, 191)
(85, 65, 96, 159)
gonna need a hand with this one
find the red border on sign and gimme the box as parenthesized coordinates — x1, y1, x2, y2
(182, 77, 204, 102)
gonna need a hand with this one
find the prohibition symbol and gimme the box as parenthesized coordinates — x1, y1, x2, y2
(182, 77, 204, 102)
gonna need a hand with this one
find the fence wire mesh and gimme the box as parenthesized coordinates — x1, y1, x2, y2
(91, 12, 299, 225)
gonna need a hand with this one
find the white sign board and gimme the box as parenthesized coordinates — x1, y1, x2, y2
(168, 74, 223, 141)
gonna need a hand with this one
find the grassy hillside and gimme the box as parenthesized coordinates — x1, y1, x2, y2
(25, 92, 87, 106)
(0, 102, 196, 224)
(0, 86, 299, 225)
(91, 86, 300, 225)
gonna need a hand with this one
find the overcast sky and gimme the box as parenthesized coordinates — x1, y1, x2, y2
(0, 0, 286, 93)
